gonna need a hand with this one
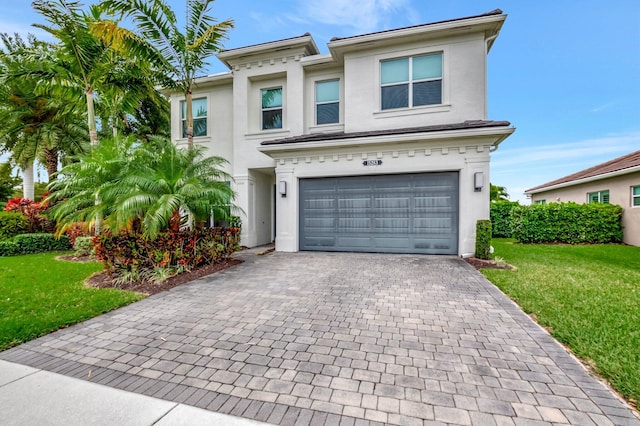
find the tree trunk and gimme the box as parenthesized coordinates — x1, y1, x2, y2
(169, 209, 181, 232)
(22, 161, 35, 200)
(44, 148, 58, 182)
(186, 90, 193, 147)
(86, 89, 98, 146)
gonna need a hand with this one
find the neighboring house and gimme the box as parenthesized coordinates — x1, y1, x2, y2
(167, 9, 514, 256)
(525, 150, 640, 246)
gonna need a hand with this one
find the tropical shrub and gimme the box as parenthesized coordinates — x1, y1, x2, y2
(475, 219, 492, 259)
(73, 236, 94, 256)
(48, 136, 237, 238)
(0, 233, 71, 256)
(64, 222, 94, 245)
(490, 200, 519, 238)
(511, 202, 623, 244)
(0, 211, 29, 241)
(93, 227, 240, 282)
(3, 197, 53, 233)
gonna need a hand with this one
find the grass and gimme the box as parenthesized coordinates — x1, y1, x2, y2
(482, 239, 640, 407)
(0, 252, 144, 351)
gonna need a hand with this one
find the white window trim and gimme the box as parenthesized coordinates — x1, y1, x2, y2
(632, 185, 640, 207)
(179, 96, 208, 139)
(379, 52, 444, 111)
(315, 79, 341, 126)
(261, 86, 283, 131)
(587, 190, 610, 204)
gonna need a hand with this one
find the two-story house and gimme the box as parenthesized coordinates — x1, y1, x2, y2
(167, 9, 515, 257)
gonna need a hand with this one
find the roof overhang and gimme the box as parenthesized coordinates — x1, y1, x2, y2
(327, 11, 506, 63)
(525, 165, 640, 195)
(258, 125, 514, 155)
(217, 33, 319, 69)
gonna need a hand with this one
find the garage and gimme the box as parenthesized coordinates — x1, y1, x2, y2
(299, 172, 459, 254)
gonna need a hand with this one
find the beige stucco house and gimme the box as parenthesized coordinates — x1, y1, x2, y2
(167, 9, 515, 256)
(525, 150, 640, 246)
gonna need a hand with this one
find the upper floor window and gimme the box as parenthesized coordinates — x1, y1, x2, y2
(381, 53, 442, 110)
(632, 186, 640, 207)
(181, 98, 207, 138)
(588, 190, 609, 204)
(535, 200, 546, 205)
(262, 87, 282, 130)
(315, 80, 339, 125)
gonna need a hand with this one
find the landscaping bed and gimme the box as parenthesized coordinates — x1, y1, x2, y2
(85, 258, 242, 295)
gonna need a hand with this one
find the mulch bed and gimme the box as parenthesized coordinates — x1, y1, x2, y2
(81, 259, 243, 296)
(464, 257, 515, 270)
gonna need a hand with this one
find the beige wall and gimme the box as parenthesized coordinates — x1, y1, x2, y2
(530, 171, 640, 246)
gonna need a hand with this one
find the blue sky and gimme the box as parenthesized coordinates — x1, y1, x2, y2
(1, 0, 639, 202)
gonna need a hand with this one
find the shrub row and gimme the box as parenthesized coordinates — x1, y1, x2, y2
(0, 211, 29, 241)
(490, 201, 519, 238)
(0, 233, 72, 256)
(93, 227, 241, 273)
(511, 202, 623, 244)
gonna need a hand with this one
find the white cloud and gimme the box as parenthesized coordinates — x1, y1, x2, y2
(492, 131, 640, 169)
(294, 0, 416, 34)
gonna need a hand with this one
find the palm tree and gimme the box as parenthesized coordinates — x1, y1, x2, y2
(0, 33, 87, 199)
(30, 0, 114, 146)
(49, 136, 236, 238)
(95, 0, 233, 146)
(113, 137, 235, 237)
(47, 135, 137, 234)
(490, 183, 510, 202)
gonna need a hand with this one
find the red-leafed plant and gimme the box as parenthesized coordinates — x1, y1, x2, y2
(92, 227, 240, 283)
(3, 196, 53, 233)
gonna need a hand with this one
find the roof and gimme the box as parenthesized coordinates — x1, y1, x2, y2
(329, 9, 503, 42)
(261, 120, 511, 146)
(525, 150, 640, 193)
(217, 33, 319, 68)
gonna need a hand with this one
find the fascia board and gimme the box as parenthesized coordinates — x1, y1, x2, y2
(525, 165, 640, 195)
(258, 126, 515, 154)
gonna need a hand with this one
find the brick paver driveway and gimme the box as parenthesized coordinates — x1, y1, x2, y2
(2, 251, 638, 425)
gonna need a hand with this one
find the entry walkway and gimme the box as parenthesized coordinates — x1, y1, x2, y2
(1, 251, 638, 425)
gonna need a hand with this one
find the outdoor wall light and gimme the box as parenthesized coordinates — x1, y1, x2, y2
(278, 180, 287, 197)
(474, 172, 484, 192)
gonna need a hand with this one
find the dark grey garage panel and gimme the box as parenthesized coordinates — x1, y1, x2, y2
(299, 172, 458, 254)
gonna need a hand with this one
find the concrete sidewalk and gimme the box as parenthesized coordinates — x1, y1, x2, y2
(0, 359, 268, 426)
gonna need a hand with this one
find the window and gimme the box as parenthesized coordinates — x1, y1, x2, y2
(588, 190, 609, 204)
(381, 53, 442, 110)
(632, 186, 640, 207)
(535, 200, 546, 205)
(315, 80, 339, 125)
(181, 98, 207, 138)
(262, 87, 282, 130)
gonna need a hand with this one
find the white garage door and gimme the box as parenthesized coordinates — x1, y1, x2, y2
(299, 172, 458, 254)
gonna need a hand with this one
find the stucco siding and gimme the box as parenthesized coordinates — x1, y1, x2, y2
(342, 33, 487, 133)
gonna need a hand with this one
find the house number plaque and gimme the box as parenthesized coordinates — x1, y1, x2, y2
(362, 160, 383, 166)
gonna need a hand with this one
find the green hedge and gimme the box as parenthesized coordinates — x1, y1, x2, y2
(511, 202, 623, 244)
(0, 211, 29, 241)
(490, 201, 519, 238)
(0, 233, 72, 257)
(475, 220, 492, 259)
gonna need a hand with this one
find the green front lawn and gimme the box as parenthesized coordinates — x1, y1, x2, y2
(482, 239, 640, 407)
(0, 252, 144, 351)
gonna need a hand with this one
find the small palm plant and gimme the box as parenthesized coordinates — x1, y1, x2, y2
(112, 136, 235, 238)
(48, 135, 236, 238)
